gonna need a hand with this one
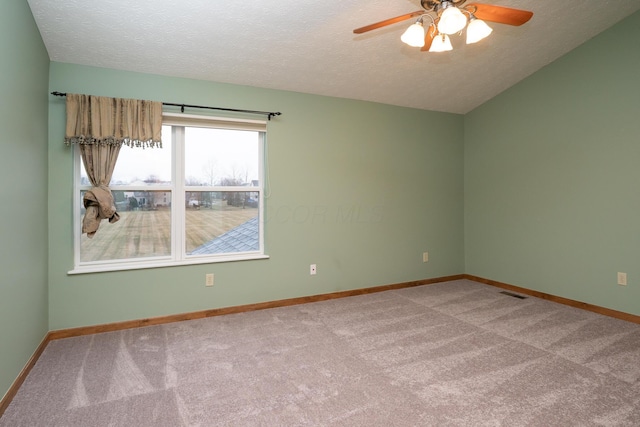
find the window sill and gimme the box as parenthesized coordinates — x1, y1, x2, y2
(67, 254, 270, 275)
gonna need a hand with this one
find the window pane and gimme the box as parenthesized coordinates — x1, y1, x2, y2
(184, 127, 259, 187)
(80, 190, 172, 262)
(186, 191, 259, 255)
(81, 126, 173, 186)
(75, 120, 265, 271)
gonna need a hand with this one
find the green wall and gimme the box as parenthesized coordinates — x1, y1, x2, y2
(5, 0, 638, 406)
(0, 1, 50, 401)
(48, 63, 464, 330)
(464, 11, 640, 315)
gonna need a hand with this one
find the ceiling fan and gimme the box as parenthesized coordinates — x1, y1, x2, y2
(353, 0, 533, 52)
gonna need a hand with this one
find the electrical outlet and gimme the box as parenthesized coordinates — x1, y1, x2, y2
(310, 264, 317, 275)
(617, 272, 627, 286)
(205, 273, 214, 287)
(423, 252, 429, 263)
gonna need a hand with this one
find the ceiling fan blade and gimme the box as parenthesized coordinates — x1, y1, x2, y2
(467, 3, 533, 26)
(353, 10, 425, 34)
(420, 25, 437, 51)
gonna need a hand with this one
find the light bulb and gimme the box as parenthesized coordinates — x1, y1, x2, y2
(401, 21, 426, 47)
(437, 6, 467, 35)
(466, 18, 493, 44)
(429, 33, 453, 52)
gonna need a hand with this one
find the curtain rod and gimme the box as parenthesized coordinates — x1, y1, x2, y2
(50, 91, 282, 120)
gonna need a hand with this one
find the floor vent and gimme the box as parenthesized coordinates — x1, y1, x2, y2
(499, 291, 527, 299)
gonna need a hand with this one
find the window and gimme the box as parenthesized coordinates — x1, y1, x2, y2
(72, 113, 267, 273)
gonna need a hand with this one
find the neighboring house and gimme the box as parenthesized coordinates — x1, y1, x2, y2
(122, 180, 171, 209)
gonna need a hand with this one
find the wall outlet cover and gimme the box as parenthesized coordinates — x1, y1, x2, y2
(205, 273, 214, 287)
(617, 272, 627, 286)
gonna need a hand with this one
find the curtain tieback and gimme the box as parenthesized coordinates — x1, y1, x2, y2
(82, 185, 120, 238)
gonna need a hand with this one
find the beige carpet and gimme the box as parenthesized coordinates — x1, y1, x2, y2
(2, 279, 640, 426)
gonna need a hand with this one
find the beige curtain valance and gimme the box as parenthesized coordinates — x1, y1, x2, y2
(64, 93, 163, 148)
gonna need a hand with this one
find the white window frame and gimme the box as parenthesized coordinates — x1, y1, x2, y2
(69, 113, 269, 274)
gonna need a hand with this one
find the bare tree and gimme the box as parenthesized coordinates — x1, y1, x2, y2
(185, 176, 203, 186)
(141, 175, 163, 209)
(226, 164, 249, 186)
(144, 174, 161, 184)
(201, 158, 218, 186)
(219, 174, 243, 207)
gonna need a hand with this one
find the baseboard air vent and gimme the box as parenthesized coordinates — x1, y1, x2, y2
(499, 291, 527, 299)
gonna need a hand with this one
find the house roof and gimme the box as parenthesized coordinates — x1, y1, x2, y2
(191, 217, 259, 255)
(27, 0, 640, 114)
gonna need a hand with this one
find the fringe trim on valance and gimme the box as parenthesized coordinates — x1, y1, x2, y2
(64, 136, 162, 148)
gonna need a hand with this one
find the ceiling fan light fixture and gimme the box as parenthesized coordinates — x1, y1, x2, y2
(353, 2, 533, 53)
(437, 4, 467, 35)
(429, 33, 453, 52)
(466, 17, 493, 44)
(400, 19, 426, 47)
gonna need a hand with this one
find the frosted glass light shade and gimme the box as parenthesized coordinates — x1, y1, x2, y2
(401, 22, 426, 47)
(466, 18, 493, 44)
(429, 34, 453, 52)
(437, 6, 467, 35)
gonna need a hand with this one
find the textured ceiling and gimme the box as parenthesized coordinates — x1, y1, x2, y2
(28, 0, 640, 114)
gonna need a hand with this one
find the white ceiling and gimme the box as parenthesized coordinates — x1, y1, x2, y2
(28, 0, 640, 114)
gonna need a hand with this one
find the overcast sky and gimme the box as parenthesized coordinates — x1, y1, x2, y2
(83, 126, 260, 185)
